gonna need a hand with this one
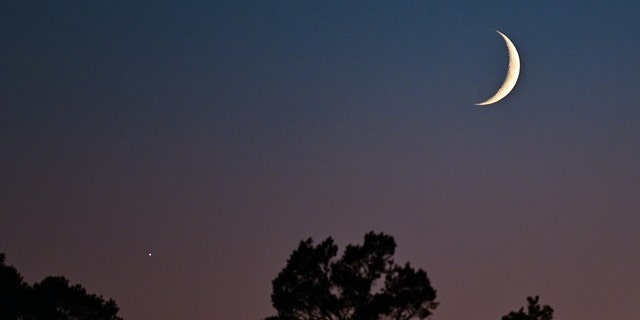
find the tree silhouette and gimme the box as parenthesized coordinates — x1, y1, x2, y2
(265, 232, 438, 320)
(0, 253, 29, 319)
(0, 253, 122, 320)
(501, 296, 553, 320)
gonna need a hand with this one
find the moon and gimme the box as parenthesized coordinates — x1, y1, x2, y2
(476, 31, 520, 106)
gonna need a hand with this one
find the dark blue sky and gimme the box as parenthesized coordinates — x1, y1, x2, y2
(2, 1, 640, 319)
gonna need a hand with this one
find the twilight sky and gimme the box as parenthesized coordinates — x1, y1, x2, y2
(2, 1, 639, 319)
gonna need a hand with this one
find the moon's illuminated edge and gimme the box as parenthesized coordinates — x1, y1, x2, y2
(475, 31, 521, 106)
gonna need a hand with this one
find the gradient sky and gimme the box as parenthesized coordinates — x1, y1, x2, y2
(2, 1, 639, 319)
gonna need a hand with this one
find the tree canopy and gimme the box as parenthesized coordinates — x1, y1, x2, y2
(266, 232, 438, 320)
(501, 296, 554, 320)
(0, 253, 122, 320)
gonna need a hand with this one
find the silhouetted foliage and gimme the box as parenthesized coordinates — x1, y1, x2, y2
(0, 253, 29, 319)
(0, 253, 123, 320)
(502, 296, 553, 320)
(266, 232, 438, 320)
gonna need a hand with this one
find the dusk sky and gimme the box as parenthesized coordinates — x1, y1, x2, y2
(2, 1, 639, 319)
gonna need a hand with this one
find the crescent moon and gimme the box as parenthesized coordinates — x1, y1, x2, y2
(476, 31, 520, 106)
